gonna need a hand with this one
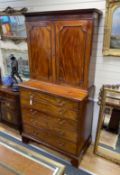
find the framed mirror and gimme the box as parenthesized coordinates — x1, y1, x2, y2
(94, 85, 120, 164)
(103, 0, 120, 56)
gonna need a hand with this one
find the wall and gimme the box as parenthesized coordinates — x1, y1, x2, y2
(0, 0, 120, 141)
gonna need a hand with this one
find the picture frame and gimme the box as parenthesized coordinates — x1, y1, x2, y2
(0, 7, 27, 41)
(103, 0, 120, 56)
(0, 15, 27, 40)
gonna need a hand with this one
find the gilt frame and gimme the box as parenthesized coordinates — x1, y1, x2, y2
(94, 84, 120, 164)
(103, 0, 120, 56)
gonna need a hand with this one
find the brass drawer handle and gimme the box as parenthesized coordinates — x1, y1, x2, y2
(30, 118, 34, 123)
(57, 118, 66, 125)
(58, 130, 65, 136)
(59, 109, 66, 115)
(30, 118, 33, 122)
(7, 113, 12, 121)
(58, 142, 65, 147)
(30, 109, 38, 115)
(58, 101, 65, 106)
(6, 102, 10, 107)
(33, 131, 39, 136)
(45, 122, 49, 126)
(54, 128, 65, 136)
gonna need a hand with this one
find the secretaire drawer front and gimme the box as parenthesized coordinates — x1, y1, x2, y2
(21, 98, 78, 121)
(21, 108, 78, 142)
(23, 124, 77, 155)
(20, 89, 79, 110)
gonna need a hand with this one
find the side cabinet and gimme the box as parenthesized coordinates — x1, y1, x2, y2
(0, 86, 21, 131)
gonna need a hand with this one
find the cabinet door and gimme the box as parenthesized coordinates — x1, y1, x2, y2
(55, 20, 93, 89)
(27, 21, 54, 81)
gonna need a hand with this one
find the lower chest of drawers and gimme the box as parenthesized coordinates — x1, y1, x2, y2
(20, 88, 85, 155)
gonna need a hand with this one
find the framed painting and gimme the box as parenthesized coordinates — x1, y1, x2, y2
(0, 7, 27, 40)
(0, 15, 27, 40)
(103, 0, 120, 56)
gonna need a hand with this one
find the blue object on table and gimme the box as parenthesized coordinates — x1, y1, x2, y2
(2, 75, 13, 86)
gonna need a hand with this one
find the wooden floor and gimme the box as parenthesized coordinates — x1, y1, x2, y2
(0, 123, 120, 175)
(81, 146, 120, 175)
(0, 144, 55, 175)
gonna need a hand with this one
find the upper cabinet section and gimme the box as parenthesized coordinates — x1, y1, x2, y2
(25, 9, 102, 89)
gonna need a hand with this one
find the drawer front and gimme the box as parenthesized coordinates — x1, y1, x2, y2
(21, 98, 78, 121)
(0, 92, 16, 101)
(20, 89, 79, 111)
(22, 108, 78, 142)
(1, 108, 20, 125)
(23, 124, 77, 155)
(1, 100, 17, 110)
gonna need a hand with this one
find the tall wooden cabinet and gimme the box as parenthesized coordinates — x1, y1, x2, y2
(19, 9, 102, 167)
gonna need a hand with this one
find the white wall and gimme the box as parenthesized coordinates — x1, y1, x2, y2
(0, 0, 120, 142)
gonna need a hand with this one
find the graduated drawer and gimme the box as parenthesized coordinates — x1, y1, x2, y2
(20, 89, 79, 111)
(21, 97, 79, 121)
(23, 124, 77, 155)
(22, 107, 78, 142)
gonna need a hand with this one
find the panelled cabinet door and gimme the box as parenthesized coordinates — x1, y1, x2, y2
(26, 21, 54, 81)
(55, 20, 93, 89)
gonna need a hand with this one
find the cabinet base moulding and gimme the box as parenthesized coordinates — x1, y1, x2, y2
(22, 133, 91, 167)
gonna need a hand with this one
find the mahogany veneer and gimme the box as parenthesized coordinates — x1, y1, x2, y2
(19, 9, 102, 167)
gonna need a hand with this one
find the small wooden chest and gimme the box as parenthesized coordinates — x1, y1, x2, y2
(0, 86, 21, 131)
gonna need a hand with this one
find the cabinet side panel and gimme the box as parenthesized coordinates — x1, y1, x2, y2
(88, 15, 99, 89)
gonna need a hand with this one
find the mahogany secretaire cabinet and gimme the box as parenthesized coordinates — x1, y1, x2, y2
(19, 9, 102, 167)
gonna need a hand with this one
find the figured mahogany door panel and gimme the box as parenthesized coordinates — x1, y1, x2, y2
(26, 21, 54, 81)
(55, 20, 93, 89)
